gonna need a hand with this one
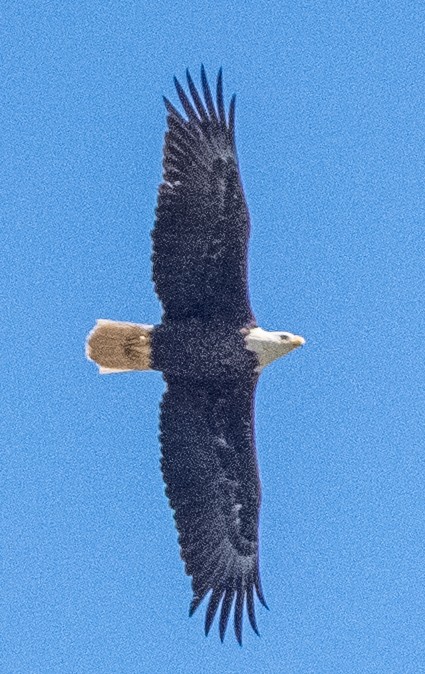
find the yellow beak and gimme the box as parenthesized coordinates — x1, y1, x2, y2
(290, 335, 306, 348)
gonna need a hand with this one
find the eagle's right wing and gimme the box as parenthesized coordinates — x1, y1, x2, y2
(152, 68, 255, 327)
(159, 376, 266, 644)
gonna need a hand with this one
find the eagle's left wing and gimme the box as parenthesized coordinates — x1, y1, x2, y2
(159, 375, 267, 644)
(152, 68, 255, 327)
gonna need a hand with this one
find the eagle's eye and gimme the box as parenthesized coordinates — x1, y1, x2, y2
(280, 334, 289, 341)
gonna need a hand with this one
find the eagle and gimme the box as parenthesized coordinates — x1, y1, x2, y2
(86, 67, 305, 644)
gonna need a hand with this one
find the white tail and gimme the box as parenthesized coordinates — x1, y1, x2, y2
(86, 319, 154, 374)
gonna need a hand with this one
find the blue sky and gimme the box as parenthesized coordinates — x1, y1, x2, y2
(3, 1, 425, 672)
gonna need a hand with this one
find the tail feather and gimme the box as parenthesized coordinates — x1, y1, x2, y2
(86, 319, 153, 374)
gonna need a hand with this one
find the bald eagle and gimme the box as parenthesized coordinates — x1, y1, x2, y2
(86, 67, 305, 644)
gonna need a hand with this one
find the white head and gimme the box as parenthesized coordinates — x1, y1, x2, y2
(244, 327, 305, 371)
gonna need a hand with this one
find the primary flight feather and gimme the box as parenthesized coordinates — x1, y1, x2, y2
(86, 67, 305, 644)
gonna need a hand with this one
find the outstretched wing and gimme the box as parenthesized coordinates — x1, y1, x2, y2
(152, 67, 255, 326)
(159, 375, 267, 644)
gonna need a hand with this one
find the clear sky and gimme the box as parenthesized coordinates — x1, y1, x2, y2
(3, 1, 425, 672)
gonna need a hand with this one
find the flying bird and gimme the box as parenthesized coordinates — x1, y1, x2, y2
(86, 67, 305, 644)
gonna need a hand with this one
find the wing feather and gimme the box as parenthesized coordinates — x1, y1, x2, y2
(186, 69, 209, 121)
(246, 583, 260, 636)
(174, 76, 200, 122)
(204, 587, 222, 636)
(200, 64, 219, 124)
(219, 588, 234, 642)
(228, 94, 236, 142)
(216, 68, 226, 126)
(234, 581, 245, 645)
